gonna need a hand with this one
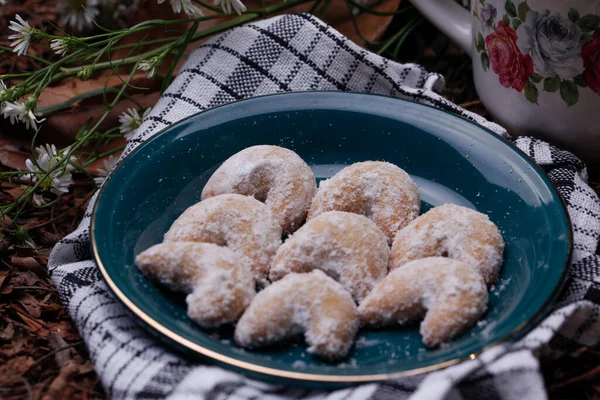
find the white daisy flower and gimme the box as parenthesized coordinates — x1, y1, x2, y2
(2, 101, 46, 130)
(157, 0, 203, 16)
(112, 0, 140, 20)
(32, 193, 49, 206)
(28, 144, 77, 173)
(48, 172, 74, 195)
(8, 15, 36, 56)
(214, 0, 246, 15)
(2, 101, 25, 125)
(51, 144, 77, 171)
(25, 144, 77, 197)
(58, 0, 100, 31)
(119, 107, 151, 140)
(94, 154, 118, 185)
(50, 38, 70, 56)
(0, 80, 11, 103)
(138, 56, 162, 78)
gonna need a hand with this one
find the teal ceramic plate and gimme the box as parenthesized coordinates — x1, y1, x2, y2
(92, 92, 571, 387)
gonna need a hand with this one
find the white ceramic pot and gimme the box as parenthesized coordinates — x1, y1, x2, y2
(409, 0, 600, 169)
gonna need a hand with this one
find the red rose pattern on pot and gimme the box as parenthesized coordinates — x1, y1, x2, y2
(474, 0, 600, 106)
(582, 28, 600, 96)
(485, 22, 534, 92)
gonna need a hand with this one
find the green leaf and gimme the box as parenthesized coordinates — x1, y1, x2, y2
(529, 73, 542, 83)
(476, 32, 486, 52)
(573, 74, 587, 87)
(560, 80, 579, 106)
(543, 75, 560, 92)
(480, 0, 485, 5)
(568, 8, 580, 22)
(518, 2, 529, 21)
(577, 14, 600, 32)
(524, 82, 539, 104)
(580, 32, 593, 42)
(481, 52, 490, 72)
(512, 19, 522, 29)
(503, 14, 511, 26)
(505, 0, 517, 18)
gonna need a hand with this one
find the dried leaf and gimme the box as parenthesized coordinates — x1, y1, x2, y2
(14, 309, 45, 332)
(12, 270, 43, 286)
(76, 360, 95, 375)
(5, 187, 25, 200)
(37, 74, 158, 110)
(39, 302, 63, 313)
(0, 281, 13, 295)
(15, 293, 42, 318)
(0, 322, 15, 340)
(48, 321, 80, 341)
(45, 360, 81, 399)
(0, 337, 27, 357)
(10, 256, 43, 273)
(34, 230, 62, 247)
(0, 356, 35, 385)
(48, 333, 72, 368)
(40, 91, 160, 146)
(14, 246, 38, 258)
(0, 270, 9, 289)
(36, 328, 51, 339)
(35, 248, 52, 258)
(0, 137, 30, 170)
(0, 237, 10, 255)
(331, 0, 401, 45)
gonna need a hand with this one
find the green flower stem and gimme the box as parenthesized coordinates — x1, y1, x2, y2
(344, 0, 404, 46)
(0, 171, 38, 177)
(316, 0, 332, 18)
(69, 66, 139, 156)
(37, 88, 123, 114)
(108, 37, 179, 52)
(0, 66, 138, 219)
(81, 145, 126, 169)
(308, 0, 324, 14)
(376, 14, 421, 55)
(69, 160, 96, 183)
(32, 66, 58, 99)
(0, 46, 53, 65)
(193, 0, 225, 14)
(162, 21, 200, 92)
(376, 25, 407, 55)
(55, 44, 171, 81)
(392, 17, 423, 59)
(53, 0, 312, 81)
(5, 0, 313, 102)
(1, 0, 316, 221)
(0, 72, 34, 79)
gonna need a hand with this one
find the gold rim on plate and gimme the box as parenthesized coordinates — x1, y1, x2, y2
(90, 92, 572, 383)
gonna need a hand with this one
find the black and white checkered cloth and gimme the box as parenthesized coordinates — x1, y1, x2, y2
(48, 13, 600, 400)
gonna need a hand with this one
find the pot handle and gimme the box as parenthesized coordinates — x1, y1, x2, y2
(408, 0, 473, 55)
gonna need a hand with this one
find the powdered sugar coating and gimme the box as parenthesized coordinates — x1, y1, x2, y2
(270, 211, 389, 301)
(135, 242, 255, 328)
(358, 257, 488, 347)
(234, 270, 359, 361)
(164, 194, 282, 286)
(391, 204, 505, 286)
(201, 145, 317, 234)
(308, 161, 420, 243)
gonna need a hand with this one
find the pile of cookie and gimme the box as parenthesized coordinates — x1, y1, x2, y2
(135, 145, 504, 361)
